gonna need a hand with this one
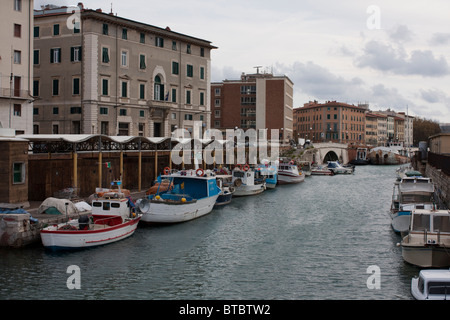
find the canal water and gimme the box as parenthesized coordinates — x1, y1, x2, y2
(0, 165, 420, 300)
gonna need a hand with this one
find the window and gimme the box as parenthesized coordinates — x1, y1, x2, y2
(139, 110, 145, 117)
(71, 46, 82, 62)
(155, 37, 164, 47)
(139, 54, 146, 70)
(118, 123, 129, 135)
(139, 83, 145, 99)
(53, 24, 60, 36)
(33, 125, 39, 134)
(215, 110, 221, 118)
(172, 61, 179, 75)
(122, 28, 127, 39)
(52, 79, 59, 96)
(172, 88, 177, 103)
(50, 48, 61, 63)
(119, 109, 127, 116)
(14, 0, 21, 11)
(200, 92, 205, 106)
(186, 90, 191, 104)
(102, 47, 110, 63)
(102, 79, 109, 96)
(215, 88, 221, 96)
(172, 41, 177, 50)
(53, 107, 59, 114)
(154, 75, 164, 101)
(184, 114, 193, 120)
(33, 50, 39, 65)
(73, 78, 80, 95)
(52, 124, 59, 134)
(13, 163, 25, 184)
(102, 23, 108, 35)
(101, 121, 109, 135)
(187, 44, 191, 54)
(171, 113, 176, 120)
(215, 99, 220, 107)
(13, 104, 21, 116)
(138, 123, 145, 136)
(14, 50, 21, 64)
(100, 107, 108, 114)
(140, 33, 145, 44)
(33, 80, 39, 96)
(200, 67, 205, 80)
(33, 107, 39, 115)
(121, 50, 128, 67)
(70, 107, 82, 114)
(200, 48, 205, 57)
(34, 26, 39, 38)
(187, 64, 193, 77)
(14, 24, 21, 38)
(121, 81, 128, 98)
(74, 25, 80, 34)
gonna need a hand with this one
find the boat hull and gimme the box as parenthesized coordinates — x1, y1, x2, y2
(402, 245, 450, 268)
(233, 184, 265, 197)
(215, 192, 233, 206)
(277, 173, 305, 184)
(391, 211, 411, 233)
(40, 216, 141, 250)
(141, 195, 218, 223)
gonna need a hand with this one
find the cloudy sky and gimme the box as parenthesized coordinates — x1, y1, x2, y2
(34, 0, 450, 123)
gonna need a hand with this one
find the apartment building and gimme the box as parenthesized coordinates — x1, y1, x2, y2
(294, 101, 367, 144)
(211, 72, 294, 141)
(33, 3, 216, 136)
(0, 0, 34, 134)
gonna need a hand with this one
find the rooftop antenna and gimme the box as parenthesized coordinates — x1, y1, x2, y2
(110, 2, 113, 14)
(254, 66, 262, 74)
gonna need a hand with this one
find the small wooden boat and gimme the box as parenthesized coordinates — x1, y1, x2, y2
(40, 181, 141, 250)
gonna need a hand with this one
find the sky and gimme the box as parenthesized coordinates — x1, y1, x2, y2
(34, 0, 450, 123)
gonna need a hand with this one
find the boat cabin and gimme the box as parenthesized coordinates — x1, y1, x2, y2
(409, 210, 450, 240)
(412, 269, 450, 300)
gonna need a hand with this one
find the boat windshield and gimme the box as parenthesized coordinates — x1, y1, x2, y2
(428, 282, 450, 296)
(412, 214, 430, 231)
(433, 215, 450, 233)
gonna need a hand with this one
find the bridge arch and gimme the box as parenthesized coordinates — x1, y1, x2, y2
(323, 151, 339, 162)
(311, 142, 349, 165)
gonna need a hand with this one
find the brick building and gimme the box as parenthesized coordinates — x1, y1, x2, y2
(210, 72, 294, 142)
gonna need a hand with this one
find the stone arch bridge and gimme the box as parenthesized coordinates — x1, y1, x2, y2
(308, 142, 349, 165)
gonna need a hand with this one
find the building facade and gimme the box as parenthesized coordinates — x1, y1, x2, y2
(211, 72, 294, 142)
(0, 0, 34, 134)
(33, 3, 216, 137)
(294, 101, 367, 144)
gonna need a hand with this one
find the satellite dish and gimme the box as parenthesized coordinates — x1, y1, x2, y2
(136, 198, 150, 213)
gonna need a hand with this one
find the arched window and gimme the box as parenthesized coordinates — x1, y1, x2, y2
(154, 75, 165, 101)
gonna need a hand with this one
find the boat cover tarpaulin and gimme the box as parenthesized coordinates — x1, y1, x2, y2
(38, 198, 78, 215)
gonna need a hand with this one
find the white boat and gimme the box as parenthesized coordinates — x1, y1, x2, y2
(411, 269, 450, 300)
(40, 181, 141, 250)
(298, 161, 312, 176)
(311, 165, 333, 176)
(327, 161, 353, 174)
(277, 162, 305, 184)
(137, 169, 221, 223)
(390, 176, 435, 234)
(400, 208, 450, 268)
(231, 165, 266, 196)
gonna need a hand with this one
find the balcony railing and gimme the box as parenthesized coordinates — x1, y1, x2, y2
(0, 88, 30, 99)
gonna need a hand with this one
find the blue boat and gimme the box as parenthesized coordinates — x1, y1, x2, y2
(256, 164, 277, 189)
(214, 175, 234, 207)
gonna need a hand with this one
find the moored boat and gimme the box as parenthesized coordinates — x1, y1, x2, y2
(231, 165, 266, 196)
(277, 161, 305, 184)
(411, 269, 450, 300)
(349, 148, 370, 165)
(311, 165, 333, 175)
(400, 208, 450, 268)
(40, 181, 141, 250)
(390, 176, 436, 234)
(327, 161, 353, 174)
(215, 174, 234, 206)
(137, 169, 220, 223)
(256, 163, 278, 188)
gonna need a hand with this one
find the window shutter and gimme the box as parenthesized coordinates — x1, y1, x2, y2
(70, 47, 74, 62)
(50, 48, 54, 63)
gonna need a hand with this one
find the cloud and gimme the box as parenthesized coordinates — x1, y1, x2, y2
(355, 40, 450, 77)
(388, 25, 414, 43)
(429, 33, 450, 46)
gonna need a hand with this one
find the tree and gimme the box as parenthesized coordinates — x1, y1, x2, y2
(413, 117, 441, 146)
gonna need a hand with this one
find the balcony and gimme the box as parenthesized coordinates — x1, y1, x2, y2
(0, 88, 31, 100)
